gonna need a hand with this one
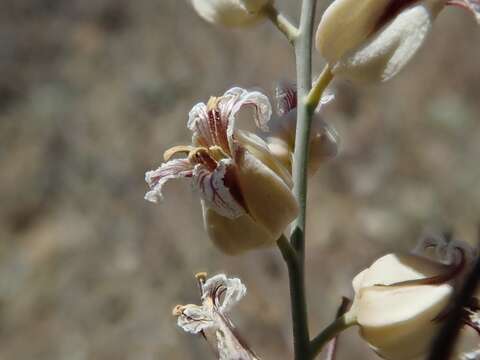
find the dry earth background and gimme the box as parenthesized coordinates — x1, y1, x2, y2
(1, 0, 480, 359)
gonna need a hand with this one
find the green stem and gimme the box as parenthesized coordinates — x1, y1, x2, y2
(264, 4, 299, 45)
(310, 311, 357, 359)
(278, 235, 298, 265)
(277, 236, 310, 359)
(286, 0, 322, 358)
(324, 297, 351, 360)
(271, 1, 335, 359)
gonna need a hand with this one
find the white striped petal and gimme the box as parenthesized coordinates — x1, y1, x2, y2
(192, 159, 246, 219)
(202, 274, 246, 313)
(144, 159, 193, 203)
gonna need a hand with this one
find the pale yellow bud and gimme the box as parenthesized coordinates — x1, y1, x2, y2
(191, 0, 271, 27)
(350, 253, 455, 359)
(316, 0, 445, 83)
(266, 121, 338, 176)
(269, 83, 338, 175)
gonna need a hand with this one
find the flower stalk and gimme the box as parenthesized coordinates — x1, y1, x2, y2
(264, 4, 299, 44)
(310, 310, 357, 359)
(277, 0, 336, 359)
(324, 297, 351, 360)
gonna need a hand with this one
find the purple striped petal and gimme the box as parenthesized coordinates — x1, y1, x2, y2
(144, 159, 193, 203)
(192, 159, 246, 219)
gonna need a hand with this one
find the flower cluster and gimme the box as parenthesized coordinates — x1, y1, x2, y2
(145, 85, 338, 255)
(145, 87, 299, 254)
(147, 1, 480, 359)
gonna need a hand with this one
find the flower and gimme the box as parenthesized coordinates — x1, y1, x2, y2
(267, 81, 338, 175)
(348, 235, 477, 360)
(145, 87, 298, 255)
(191, 0, 271, 27)
(173, 273, 260, 360)
(315, 0, 480, 83)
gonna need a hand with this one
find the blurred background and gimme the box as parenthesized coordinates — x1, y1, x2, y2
(1, 0, 480, 359)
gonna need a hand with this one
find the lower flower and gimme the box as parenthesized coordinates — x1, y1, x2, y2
(347, 234, 479, 360)
(173, 273, 260, 360)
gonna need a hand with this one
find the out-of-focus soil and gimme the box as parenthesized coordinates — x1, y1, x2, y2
(1, 1, 480, 359)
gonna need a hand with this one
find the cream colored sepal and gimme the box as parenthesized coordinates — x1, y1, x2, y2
(315, 0, 446, 83)
(202, 148, 298, 255)
(350, 253, 454, 360)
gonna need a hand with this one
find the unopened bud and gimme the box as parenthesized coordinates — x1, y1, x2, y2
(316, 0, 445, 82)
(192, 0, 271, 27)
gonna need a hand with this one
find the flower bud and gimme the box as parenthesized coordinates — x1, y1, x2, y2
(350, 253, 454, 359)
(316, 0, 445, 82)
(267, 82, 338, 175)
(191, 0, 271, 27)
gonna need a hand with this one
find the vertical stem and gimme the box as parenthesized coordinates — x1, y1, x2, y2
(272, 1, 334, 359)
(278, 236, 310, 360)
(292, 0, 317, 254)
(286, 0, 319, 359)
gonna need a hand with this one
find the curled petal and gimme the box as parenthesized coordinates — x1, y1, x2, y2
(174, 304, 215, 334)
(188, 102, 227, 149)
(145, 159, 193, 203)
(202, 274, 247, 313)
(174, 273, 259, 359)
(275, 81, 297, 116)
(447, 0, 480, 23)
(192, 159, 246, 219)
(220, 87, 272, 144)
(187, 87, 272, 153)
(275, 80, 333, 117)
(413, 233, 478, 266)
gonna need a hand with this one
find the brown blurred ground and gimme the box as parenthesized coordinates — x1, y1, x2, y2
(1, 1, 480, 359)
